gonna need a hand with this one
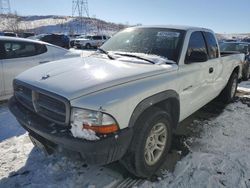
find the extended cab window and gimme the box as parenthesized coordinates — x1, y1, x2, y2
(3, 41, 47, 59)
(185, 31, 208, 63)
(204, 32, 219, 59)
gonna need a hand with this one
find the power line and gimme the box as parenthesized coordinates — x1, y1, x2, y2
(72, 0, 90, 33)
(72, 0, 89, 18)
(0, 0, 11, 14)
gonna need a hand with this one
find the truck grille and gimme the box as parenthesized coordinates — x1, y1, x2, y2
(14, 81, 69, 125)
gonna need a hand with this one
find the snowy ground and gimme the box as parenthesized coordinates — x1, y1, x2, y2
(0, 81, 250, 188)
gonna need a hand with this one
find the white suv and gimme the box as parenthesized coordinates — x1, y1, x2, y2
(74, 35, 109, 49)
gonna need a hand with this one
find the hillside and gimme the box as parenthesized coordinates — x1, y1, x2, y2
(0, 14, 249, 39)
(0, 14, 126, 35)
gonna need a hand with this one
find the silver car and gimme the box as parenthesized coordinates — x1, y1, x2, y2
(0, 36, 79, 100)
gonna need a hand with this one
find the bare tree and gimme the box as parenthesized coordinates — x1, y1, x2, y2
(5, 11, 21, 33)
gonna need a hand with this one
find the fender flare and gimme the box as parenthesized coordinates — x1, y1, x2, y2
(128, 90, 180, 128)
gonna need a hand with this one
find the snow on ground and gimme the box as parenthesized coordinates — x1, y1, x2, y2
(141, 83, 250, 188)
(0, 81, 250, 188)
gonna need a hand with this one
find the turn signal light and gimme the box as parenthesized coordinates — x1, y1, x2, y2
(83, 124, 119, 134)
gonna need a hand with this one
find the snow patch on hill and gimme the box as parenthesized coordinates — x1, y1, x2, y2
(0, 14, 126, 35)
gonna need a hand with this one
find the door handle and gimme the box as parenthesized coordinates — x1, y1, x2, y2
(39, 61, 49, 64)
(209, 67, 214, 74)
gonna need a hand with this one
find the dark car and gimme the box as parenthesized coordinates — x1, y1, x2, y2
(0, 32, 18, 37)
(30, 34, 70, 49)
(220, 42, 250, 80)
(242, 38, 250, 43)
(18, 32, 35, 38)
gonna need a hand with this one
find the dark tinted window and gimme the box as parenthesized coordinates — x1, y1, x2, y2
(1, 41, 47, 59)
(92, 36, 102, 40)
(4, 33, 17, 37)
(103, 36, 106, 40)
(204, 32, 219, 59)
(35, 43, 47, 55)
(41, 35, 53, 42)
(0, 43, 5, 59)
(185, 31, 207, 63)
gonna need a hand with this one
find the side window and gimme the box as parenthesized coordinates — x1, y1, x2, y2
(42, 35, 52, 42)
(204, 32, 219, 59)
(103, 36, 106, 40)
(185, 31, 207, 63)
(3, 41, 46, 59)
(92, 36, 102, 40)
(0, 42, 6, 59)
(35, 43, 47, 55)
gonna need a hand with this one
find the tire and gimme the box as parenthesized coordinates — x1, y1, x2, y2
(85, 43, 91, 49)
(220, 72, 238, 103)
(242, 61, 250, 81)
(121, 107, 173, 178)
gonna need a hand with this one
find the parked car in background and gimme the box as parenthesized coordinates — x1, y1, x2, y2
(30, 34, 70, 49)
(220, 42, 250, 80)
(242, 38, 250, 43)
(223, 39, 238, 42)
(74, 35, 109, 49)
(0, 32, 18, 37)
(69, 35, 86, 48)
(18, 32, 35, 38)
(0, 36, 79, 100)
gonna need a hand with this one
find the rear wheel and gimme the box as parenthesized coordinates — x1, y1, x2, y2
(220, 72, 238, 103)
(121, 107, 172, 178)
(85, 43, 91, 49)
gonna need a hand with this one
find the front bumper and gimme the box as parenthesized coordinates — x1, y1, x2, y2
(8, 96, 133, 165)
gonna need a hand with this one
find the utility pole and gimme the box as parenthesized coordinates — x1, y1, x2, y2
(0, 0, 11, 14)
(72, 0, 89, 33)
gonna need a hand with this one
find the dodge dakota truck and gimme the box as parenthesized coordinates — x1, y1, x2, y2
(9, 26, 245, 178)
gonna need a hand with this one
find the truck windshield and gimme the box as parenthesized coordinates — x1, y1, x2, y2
(101, 27, 185, 63)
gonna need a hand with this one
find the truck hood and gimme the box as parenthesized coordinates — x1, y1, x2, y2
(16, 56, 177, 100)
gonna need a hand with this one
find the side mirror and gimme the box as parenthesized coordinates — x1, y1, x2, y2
(185, 51, 208, 64)
(243, 46, 249, 55)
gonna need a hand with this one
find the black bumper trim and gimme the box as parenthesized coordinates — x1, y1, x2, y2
(8, 96, 133, 165)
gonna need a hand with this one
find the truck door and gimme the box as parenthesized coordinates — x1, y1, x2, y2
(203, 32, 223, 96)
(178, 31, 211, 119)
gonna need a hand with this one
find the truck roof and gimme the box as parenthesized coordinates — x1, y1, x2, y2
(134, 25, 213, 32)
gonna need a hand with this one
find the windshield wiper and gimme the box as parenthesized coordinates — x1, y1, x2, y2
(114, 53, 155, 64)
(97, 48, 115, 60)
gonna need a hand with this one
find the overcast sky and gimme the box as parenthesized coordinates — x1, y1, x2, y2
(10, 0, 250, 34)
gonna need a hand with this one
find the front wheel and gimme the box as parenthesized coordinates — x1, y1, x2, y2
(121, 107, 172, 178)
(220, 72, 238, 103)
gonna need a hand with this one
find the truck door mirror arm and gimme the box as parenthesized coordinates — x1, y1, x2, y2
(185, 51, 208, 64)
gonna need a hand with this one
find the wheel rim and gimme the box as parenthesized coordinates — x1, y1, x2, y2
(231, 78, 237, 98)
(144, 122, 167, 166)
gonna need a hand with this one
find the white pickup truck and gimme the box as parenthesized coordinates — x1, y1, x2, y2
(9, 26, 245, 178)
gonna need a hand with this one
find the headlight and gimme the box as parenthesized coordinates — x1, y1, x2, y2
(70, 108, 119, 135)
